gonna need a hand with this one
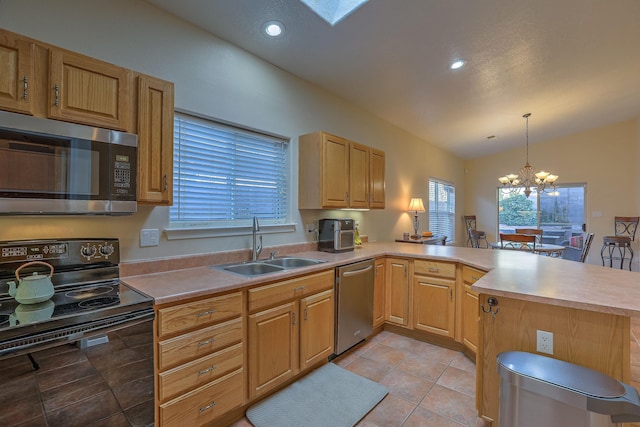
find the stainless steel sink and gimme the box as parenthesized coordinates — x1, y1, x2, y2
(219, 262, 285, 276)
(263, 257, 327, 268)
(212, 257, 326, 277)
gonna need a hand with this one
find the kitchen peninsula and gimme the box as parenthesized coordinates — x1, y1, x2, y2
(123, 242, 640, 425)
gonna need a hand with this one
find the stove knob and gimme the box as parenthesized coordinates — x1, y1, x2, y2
(99, 244, 114, 257)
(81, 245, 97, 258)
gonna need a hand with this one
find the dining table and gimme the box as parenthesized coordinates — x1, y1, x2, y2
(489, 241, 566, 257)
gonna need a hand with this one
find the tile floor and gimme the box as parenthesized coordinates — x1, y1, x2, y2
(232, 330, 487, 427)
(233, 319, 640, 427)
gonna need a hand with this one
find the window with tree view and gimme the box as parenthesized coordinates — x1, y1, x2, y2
(498, 184, 586, 249)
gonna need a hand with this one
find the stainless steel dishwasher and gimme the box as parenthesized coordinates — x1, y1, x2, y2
(335, 259, 375, 355)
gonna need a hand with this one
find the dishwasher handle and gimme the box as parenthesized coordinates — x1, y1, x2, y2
(342, 265, 373, 277)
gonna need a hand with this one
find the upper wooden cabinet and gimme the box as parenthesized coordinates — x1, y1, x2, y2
(298, 131, 385, 209)
(0, 32, 34, 115)
(49, 49, 132, 131)
(136, 74, 174, 205)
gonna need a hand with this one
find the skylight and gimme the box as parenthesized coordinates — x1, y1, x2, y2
(299, 0, 369, 26)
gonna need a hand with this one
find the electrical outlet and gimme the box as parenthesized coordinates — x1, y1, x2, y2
(306, 223, 315, 232)
(537, 330, 554, 355)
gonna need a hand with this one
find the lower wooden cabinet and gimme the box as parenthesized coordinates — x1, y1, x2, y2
(373, 258, 386, 328)
(159, 368, 244, 427)
(413, 275, 455, 338)
(460, 266, 484, 353)
(248, 271, 334, 400)
(385, 258, 410, 326)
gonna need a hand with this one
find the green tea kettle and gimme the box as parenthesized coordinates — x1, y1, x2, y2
(8, 261, 55, 304)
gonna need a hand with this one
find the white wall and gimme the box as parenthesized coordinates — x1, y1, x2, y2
(0, 0, 465, 262)
(464, 119, 640, 267)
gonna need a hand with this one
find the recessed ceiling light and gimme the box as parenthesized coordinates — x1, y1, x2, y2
(450, 60, 466, 70)
(264, 21, 285, 37)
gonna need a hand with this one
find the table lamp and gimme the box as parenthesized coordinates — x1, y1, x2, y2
(408, 197, 425, 239)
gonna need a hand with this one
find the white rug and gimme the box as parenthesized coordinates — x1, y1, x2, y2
(246, 363, 388, 427)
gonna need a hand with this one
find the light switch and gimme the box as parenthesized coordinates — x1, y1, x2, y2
(140, 229, 160, 247)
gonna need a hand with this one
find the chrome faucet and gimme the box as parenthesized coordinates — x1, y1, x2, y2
(252, 216, 263, 261)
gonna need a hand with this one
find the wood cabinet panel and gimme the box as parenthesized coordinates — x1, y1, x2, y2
(158, 343, 243, 402)
(136, 74, 174, 205)
(349, 141, 369, 208)
(322, 134, 350, 207)
(159, 368, 244, 427)
(158, 317, 242, 370)
(477, 295, 630, 425)
(413, 275, 455, 337)
(49, 49, 132, 130)
(414, 260, 456, 279)
(158, 292, 242, 337)
(248, 301, 298, 399)
(385, 258, 410, 326)
(300, 289, 334, 370)
(369, 148, 385, 208)
(0, 32, 33, 114)
(373, 258, 386, 327)
(248, 270, 333, 313)
(460, 265, 484, 354)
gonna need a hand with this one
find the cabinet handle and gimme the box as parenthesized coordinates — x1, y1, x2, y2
(54, 83, 59, 107)
(197, 309, 217, 317)
(471, 275, 481, 281)
(428, 267, 440, 273)
(345, 192, 349, 202)
(23, 76, 28, 100)
(292, 312, 296, 325)
(450, 288, 453, 301)
(163, 174, 168, 191)
(198, 338, 215, 347)
(198, 365, 217, 376)
(294, 286, 305, 292)
(403, 265, 407, 277)
(304, 308, 308, 321)
(199, 401, 216, 413)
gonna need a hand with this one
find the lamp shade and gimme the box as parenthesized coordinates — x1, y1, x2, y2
(408, 197, 425, 212)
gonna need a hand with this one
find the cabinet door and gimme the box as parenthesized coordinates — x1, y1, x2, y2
(137, 74, 174, 205)
(373, 258, 386, 327)
(413, 275, 455, 338)
(49, 49, 132, 130)
(349, 142, 369, 208)
(385, 258, 410, 326)
(248, 302, 298, 399)
(321, 134, 349, 208)
(461, 283, 479, 352)
(369, 148, 385, 209)
(0, 32, 33, 114)
(300, 289, 334, 370)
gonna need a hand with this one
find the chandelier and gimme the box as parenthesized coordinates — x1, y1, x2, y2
(498, 113, 558, 197)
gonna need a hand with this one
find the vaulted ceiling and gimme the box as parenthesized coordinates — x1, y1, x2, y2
(146, 0, 640, 159)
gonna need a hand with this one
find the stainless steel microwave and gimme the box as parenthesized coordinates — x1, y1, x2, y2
(318, 218, 355, 253)
(0, 110, 137, 215)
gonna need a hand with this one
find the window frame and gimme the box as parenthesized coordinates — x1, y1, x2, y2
(165, 111, 295, 240)
(428, 178, 456, 244)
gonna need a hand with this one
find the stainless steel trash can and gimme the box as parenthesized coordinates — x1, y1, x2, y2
(497, 351, 640, 427)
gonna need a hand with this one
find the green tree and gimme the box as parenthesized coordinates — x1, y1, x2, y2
(499, 194, 536, 226)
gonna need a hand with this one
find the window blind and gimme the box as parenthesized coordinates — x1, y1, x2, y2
(170, 113, 289, 226)
(428, 179, 455, 242)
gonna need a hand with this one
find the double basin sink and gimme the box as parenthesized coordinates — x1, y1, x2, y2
(212, 256, 327, 277)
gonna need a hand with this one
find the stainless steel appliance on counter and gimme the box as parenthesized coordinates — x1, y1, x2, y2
(0, 238, 155, 426)
(318, 218, 355, 253)
(334, 258, 374, 355)
(0, 110, 137, 215)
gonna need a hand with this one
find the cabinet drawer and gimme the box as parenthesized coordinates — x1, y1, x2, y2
(158, 292, 242, 337)
(462, 265, 486, 284)
(158, 317, 242, 370)
(160, 368, 244, 427)
(159, 343, 243, 402)
(414, 260, 456, 279)
(248, 270, 334, 312)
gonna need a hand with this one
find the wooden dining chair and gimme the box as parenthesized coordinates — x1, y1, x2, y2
(515, 228, 543, 244)
(463, 215, 488, 248)
(500, 233, 536, 251)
